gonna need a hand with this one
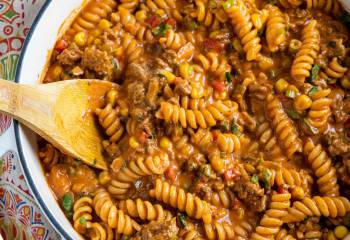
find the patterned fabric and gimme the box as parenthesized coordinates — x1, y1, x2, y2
(0, 0, 60, 239)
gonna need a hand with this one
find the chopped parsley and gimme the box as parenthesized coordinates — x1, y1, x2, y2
(308, 86, 318, 96)
(79, 217, 87, 226)
(262, 169, 271, 189)
(302, 118, 319, 134)
(225, 72, 232, 83)
(231, 123, 241, 136)
(310, 64, 320, 82)
(218, 123, 229, 132)
(286, 108, 300, 120)
(177, 213, 187, 228)
(62, 193, 73, 213)
(152, 23, 172, 37)
(285, 89, 297, 99)
(223, 0, 234, 10)
(250, 175, 259, 184)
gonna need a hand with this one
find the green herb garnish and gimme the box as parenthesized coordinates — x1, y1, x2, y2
(308, 86, 318, 96)
(250, 175, 259, 184)
(178, 213, 187, 228)
(223, 0, 234, 9)
(152, 23, 172, 37)
(262, 169, 270, 189)
(218, 124, 229, 132)
(79, 217, 87, 226)
(62, 193, 73, 213)
(231, 122, 241, 136)
(286, 108, 300, 120)
(310, 64, 320, 82)
(285, 89, 297, 99)
(225, 72, 232, 83)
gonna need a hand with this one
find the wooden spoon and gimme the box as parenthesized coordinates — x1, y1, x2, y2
(0, 79, 116, 170)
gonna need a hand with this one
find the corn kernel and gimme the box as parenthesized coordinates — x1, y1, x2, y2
(210, 157, 224, 173)
(160, 137, 171, 149)
(334, 225, 348, 239)
(251, 13, 262, 30)
(114, 47, 123, 57)
(135, 10, 147, 22)
(106, 89, 118, 106)
(191, 88, 200, 99)
(120, 108, 129, 117)
(291, 186, 305, 200)
(275, 78, 289, 93)
(294, 94, 312, 111)
(91, 29, 102, 37)
(99, 171, 111, 185)
(258, 56, 274, 71)
(93, 38, 102, 45)
(52, 65, 63, 78)
(74, 32, 87, 47)
(341, 76, 350, 89)
(98, 19, 111, 30)
(287, 85, 299, 94)
(155, 9, 166, 16)
(129, 136, 139, 149)
(179, 63, 191, 79)
(162, 70, 176, 84)
(327, 231, 337, 240)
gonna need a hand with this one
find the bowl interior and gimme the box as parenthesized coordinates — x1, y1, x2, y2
(15, 1, 85, 239)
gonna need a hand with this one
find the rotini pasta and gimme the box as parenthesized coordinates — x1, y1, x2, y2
(38, 143, 60, 169)
(304, 138, 339, 197)
(194, 52, 231, 81)
(306, 0, 342, 16)
(290, 20, 320, 86)
(73, 197, 93, 234)
(204, 221, 235, 240)
(266, 5, 287, 52)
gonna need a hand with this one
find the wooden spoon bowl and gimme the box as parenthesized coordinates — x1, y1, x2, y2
(0, 79, 116, 170)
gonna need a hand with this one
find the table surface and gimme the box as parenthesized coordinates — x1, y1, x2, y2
(0, 0, 60, 239)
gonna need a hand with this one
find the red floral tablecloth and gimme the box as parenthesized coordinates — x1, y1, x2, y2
(0, 1, 60, 239)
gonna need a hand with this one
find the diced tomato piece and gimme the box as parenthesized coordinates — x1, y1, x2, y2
(55, 39, 68, 52)
(232, 198, 241, 210)
(165, 165, 177, 181)
(146, 15, 161, 28)
(224, 167, 241, 181)
(203, 38, 223, 52)
(165, 18, 177, 29)
(211, 80, 226, 92)
(138, 131, 148, 144)
(277, 186, 288, 194)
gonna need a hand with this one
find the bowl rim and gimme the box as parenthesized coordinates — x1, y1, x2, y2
(14, 0, 74, 239)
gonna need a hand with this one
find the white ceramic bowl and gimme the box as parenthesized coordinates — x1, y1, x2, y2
(14, 1, 350, 240)
(15, 1, 85, 239)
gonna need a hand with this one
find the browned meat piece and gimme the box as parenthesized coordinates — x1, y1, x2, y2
(57, 47, 82, 66)
(132, 218, 178, 240)
(161, 49, 178, 67)
(146, 78, 159, 109)
(81, 47, 113, 76)
(127, 82, 146, 107)
(330, 89, 348, 123)
(130, 108, 148, 121)
(325, 131, 350, 156)
(337, 158, 350, 186)
(174, 80, 192, 96)
(232, 179, 267, 212)
(125, 62, 149, 84)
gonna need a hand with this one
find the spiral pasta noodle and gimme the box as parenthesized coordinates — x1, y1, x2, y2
(171, 135, 205, 162)
(89, 222, 114, 240)
(251, 193, 291, 239)
(290, 20, 320, 86)
(322, 57, 348, 79)
(191, 128, 213, 152)
(277, 0, 302, 8)
(93, 188, 140, 234)
(304, 138, 339, 197)
(266, 94, 302, 158)
(194, 52, 231, 81)
(68, 0, 117, 35)
(38, 143, 60, 169)
(255, 120, 288, 162)
(159, 30, 187, 50)
(204, 221, 235, 240)
(95, 103, 125, 143)
(207, 189, 234, 209)
(181, 229, 205, 240)
(119, 0, 139, 12)
(225, 0, 262, 61)
(192, 0, 223, 28)
(120, 32, 144, 63)
(108, 153, 169, 198)
(142, 0, 183, 21)
(180, 96, 207, 110)
(116, 7, 154, 42)
(216, 133, 241, 154)
(149, 179, 213, 223)
(156, 100, 237, 129)
(118, 198, 172, 221)
(73, 197, 94, 234)
(283, 196, 350, 222)
(276, 229, 296, 240)
(306, 88, 332, 133)
(266, 5, 287, 52)
(306, 0, 342, 16)
(233, 219, 256, 239)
